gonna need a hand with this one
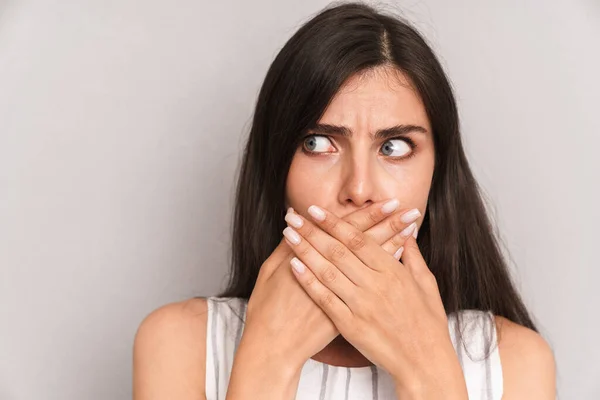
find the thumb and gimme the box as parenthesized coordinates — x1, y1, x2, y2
(399, 234, 426, 276)
(260, 206, 296, 280)
(259, 237, 293, 280)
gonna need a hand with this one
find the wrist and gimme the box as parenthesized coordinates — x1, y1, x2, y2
(225, 333, 304, 400)
(394, 383, 468, 400)
(393, 337, 468, 399)
(238, 329, 306, 373)
(393, 368, 468, 400)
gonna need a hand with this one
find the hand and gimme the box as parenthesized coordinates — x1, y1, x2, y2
(241, 199, 423, 374)
(283, 204, 468, 398)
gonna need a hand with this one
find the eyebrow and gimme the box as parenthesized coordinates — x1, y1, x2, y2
(307, 123, 428, 141)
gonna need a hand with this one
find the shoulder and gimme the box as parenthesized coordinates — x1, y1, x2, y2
(494, 315, 556, 399)
(133, 297, 209, 400)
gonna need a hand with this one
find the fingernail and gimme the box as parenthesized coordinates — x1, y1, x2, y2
(285, 211, 304, 228)
(400, 208, 421, 223)
(290, 257, 306, 274)
(393, 246, 404, 260)
(400, 222, 417, 237)
(413, 225, 419, 239)
(308, 205, 326, 221)
(382, 198, 399, 214)
(287, 207, 293, 213)
(283, 226, 301, 245)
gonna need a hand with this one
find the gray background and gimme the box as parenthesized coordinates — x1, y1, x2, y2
(1, 0, 598, 399)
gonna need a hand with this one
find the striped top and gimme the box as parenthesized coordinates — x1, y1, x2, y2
(205, 296, 503, 399)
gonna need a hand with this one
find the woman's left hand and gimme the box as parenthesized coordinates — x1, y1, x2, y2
(282, 204, 468, 399)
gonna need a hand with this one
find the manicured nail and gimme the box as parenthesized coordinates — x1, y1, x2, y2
(413, 225, 419, 239)
(400, 208, 421, 223)
(400, 222, 417, 237)
(290, 257, 305, 274)
(308, 205, 326, 221)
(283, 227, 301, 245)
(287, 207, 293, 213)
(285, 211, 304, 228)
(382, 198, 399, 214)
(393, 246, 404, 260)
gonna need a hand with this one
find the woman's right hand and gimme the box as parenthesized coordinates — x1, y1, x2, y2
(239, 200, 422, 373)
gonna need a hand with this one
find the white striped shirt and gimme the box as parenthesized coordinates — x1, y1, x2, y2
(205, 296, 503, 399)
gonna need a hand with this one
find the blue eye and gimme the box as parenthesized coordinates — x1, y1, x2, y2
(303, 135, 333, 153)
(381, 139, 411, 157)
(301, 134, 417, 161)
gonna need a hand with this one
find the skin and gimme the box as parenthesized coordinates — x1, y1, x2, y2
(132, 65, 556, 399)
(284, 65, 435, 368)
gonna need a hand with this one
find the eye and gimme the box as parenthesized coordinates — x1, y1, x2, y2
(301, 134, 417, 160)
(302, 135, 335, 153)
(380, 139, 412, 157)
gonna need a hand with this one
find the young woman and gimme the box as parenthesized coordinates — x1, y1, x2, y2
(133, 2, 556, 399)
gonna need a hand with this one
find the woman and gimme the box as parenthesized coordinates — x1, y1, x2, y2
(133, 2, 556, 399)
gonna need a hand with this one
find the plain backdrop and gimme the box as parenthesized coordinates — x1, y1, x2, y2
(1, 0, 598, 399)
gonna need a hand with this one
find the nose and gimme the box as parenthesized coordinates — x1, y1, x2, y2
(337, 154, 379, 208)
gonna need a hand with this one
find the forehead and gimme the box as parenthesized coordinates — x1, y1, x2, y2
(319, 66, 430, 132)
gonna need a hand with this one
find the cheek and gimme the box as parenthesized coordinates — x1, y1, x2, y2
(388, 177, 432, 216)
(382, 155, 434, 209)
(285, 155, 337, 213)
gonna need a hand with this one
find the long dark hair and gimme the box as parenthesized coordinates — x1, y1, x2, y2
(215, 1, 538, 352)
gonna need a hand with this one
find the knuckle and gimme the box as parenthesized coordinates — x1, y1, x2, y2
(328, 243, 347, 262)
(325, 218, 340, 234)
(403, 238, 417, 251)
(367, 209, 380, 224)
(408, 240, 421, 253)
(303, 225, 316, 240)
(321, 266, 338, 283)
(346, 218, 360, 230)
(389, 217, 405, 234)
(350, 296, 365, 315)
(389, 233, 404, 248)
(422, 272, 439, 288)
(305, 274, 318, 286)
(298, 245, 311, 257)
(414, 270, 437, 290)
(347, 231, 367, 251)
(319, 292, 335, 309)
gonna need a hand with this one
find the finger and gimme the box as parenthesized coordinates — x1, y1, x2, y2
(259, 237, 294, 280)
(363, 207, 421, 246)
(305, 204, 400, 275)
(259, 205, 299, 280)
(340, 198, 400, 232)
(285, 210, 373, 286)
(289, 256, 354, 329)
(400, 236, 443, 315)
(283, 226, 361, 307)
(295, 199, 416, 247)
(399, 235, 435, 289)
(379, 219, 419, 259)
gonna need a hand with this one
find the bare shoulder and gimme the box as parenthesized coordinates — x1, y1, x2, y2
(494, 315, 556, 399)
(133, 297, 209, 400)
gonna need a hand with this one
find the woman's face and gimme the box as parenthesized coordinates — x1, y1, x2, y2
(285, 66, 435, 231)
